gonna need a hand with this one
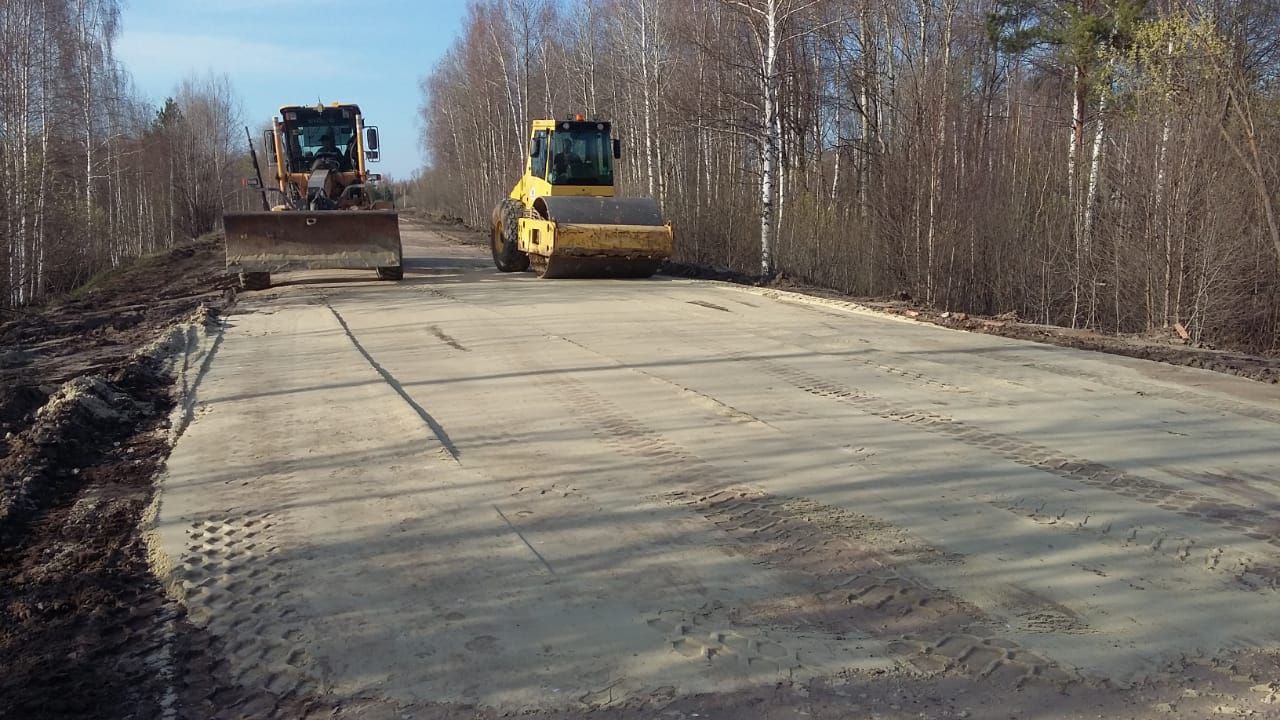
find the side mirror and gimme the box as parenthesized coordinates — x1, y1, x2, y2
(243, 177, 261, 189)
(367, 173, 382, 183)
(262, 130, 276, 166)
(365, 126, 380, 151)
(612, 138, 621, 160)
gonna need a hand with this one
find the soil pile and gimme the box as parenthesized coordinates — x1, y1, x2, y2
(0, 237, 231, 719)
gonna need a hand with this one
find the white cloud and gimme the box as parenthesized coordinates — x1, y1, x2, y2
(116, 31, 296, 85)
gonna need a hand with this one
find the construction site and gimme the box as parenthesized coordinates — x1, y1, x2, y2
(5, 1, 1280, 719)
(3, 206, 1280, 718)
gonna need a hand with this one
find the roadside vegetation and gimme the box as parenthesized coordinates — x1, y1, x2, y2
(0, 0, 247, 312)
(410, 0, 1280, 354)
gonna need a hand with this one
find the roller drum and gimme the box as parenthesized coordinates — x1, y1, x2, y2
(526, 196, 671, 279)
(535, 196, 665, 226)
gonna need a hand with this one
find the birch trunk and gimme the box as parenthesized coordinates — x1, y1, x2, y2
(1081, 82, 1108, 328)
(758, 0, 781, 278)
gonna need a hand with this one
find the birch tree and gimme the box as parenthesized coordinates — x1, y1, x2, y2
(0, 0, 247, 310)
(414, 0, 1280, 352)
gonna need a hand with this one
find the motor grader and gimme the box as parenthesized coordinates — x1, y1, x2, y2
(224, 102, 401, 290)
(491, 117, 672, 278)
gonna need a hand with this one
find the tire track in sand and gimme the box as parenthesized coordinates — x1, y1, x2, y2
(564, 324, 1280, 589)
(171, 510, 320, 708)
(673, 487, 1077, 687)
(1023, 360, 1280, 427)
(736, 353, 1280, 588)
(534, 358, 1077, 689)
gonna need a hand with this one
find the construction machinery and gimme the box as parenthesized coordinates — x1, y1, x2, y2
(491, 117, 672, 278)
(224, 102, 402, 290)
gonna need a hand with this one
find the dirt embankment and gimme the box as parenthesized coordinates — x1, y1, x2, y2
(0, 238, 233, 719)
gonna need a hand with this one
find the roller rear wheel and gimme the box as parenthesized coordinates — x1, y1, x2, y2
(491, 200, 531, 272)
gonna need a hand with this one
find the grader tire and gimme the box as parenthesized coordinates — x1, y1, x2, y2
(491, 199, 530, 273)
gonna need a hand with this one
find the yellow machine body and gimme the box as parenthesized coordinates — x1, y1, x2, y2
(520, 220, 674, 257)
(224, 102, 401, 288)
(491, 118, 672, 278)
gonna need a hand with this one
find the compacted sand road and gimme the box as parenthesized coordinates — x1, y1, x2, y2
(153, 220, 1280, 718)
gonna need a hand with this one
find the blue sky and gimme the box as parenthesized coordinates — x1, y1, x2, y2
(118, 0, 470, 179)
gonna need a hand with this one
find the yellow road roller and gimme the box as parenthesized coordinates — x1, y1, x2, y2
(491, 117, 673, 278)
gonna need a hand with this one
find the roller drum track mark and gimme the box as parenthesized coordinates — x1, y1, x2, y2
(1027, 361, 1280, 426)
(674, 487, 1078, 688)
(742, 355, 1280, 585)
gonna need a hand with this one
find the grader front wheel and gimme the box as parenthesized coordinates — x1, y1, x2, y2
(240, 272, 270, 290)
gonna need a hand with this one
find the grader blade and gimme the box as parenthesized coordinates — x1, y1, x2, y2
(224, 210, 402, 274)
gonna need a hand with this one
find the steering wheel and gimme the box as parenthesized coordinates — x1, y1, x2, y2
(310, 155, 341, 172)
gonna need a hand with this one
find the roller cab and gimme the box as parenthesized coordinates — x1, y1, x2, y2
(492, 117, 673, 279)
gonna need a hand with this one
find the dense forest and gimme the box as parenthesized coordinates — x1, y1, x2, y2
(0, 0, 247, 310)
(413, 0, 1280, 353)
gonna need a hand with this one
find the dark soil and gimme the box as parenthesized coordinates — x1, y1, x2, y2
(0, 236, 234, 719)
(0, 237, 234, 395)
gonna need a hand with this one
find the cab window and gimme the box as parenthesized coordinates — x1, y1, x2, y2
(547, 125, 613, 186)
(531, 130, 549, 179)
(282, 107, 356, 173)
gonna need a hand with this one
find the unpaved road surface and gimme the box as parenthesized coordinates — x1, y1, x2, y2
(153, 220, 1280, 718)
